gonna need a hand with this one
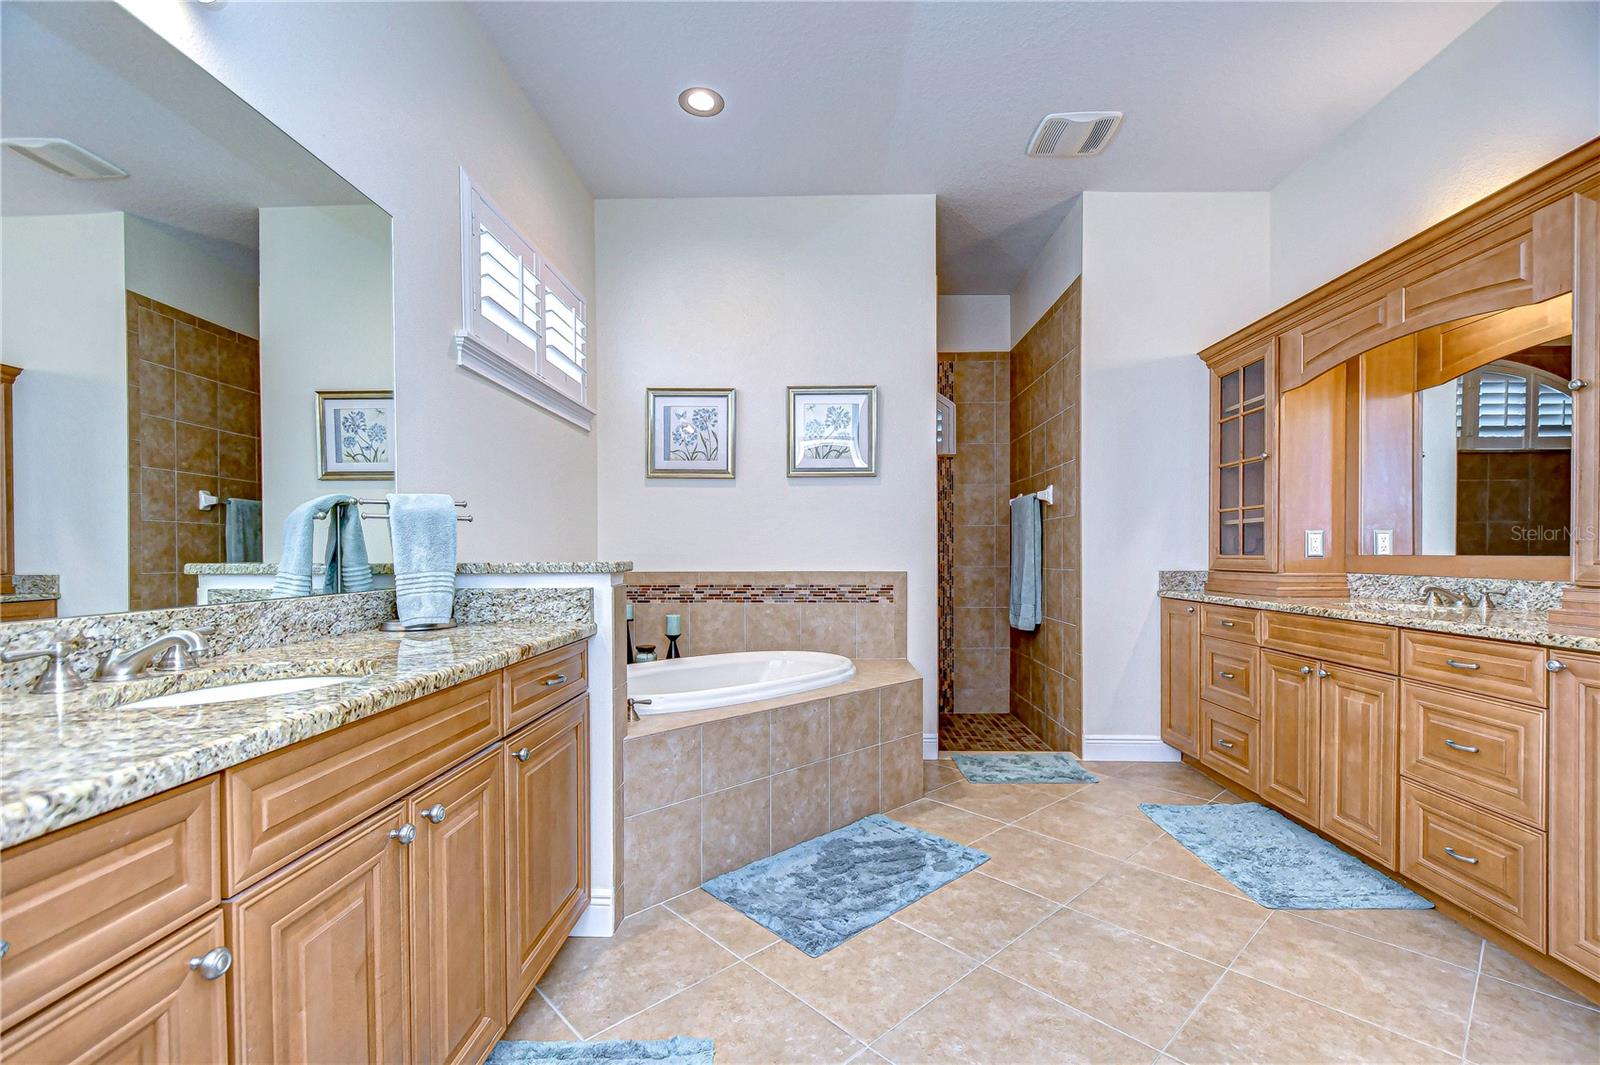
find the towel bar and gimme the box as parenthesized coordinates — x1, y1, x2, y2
(312, 498, 473, 522)
(1010, 485, 1054, 505)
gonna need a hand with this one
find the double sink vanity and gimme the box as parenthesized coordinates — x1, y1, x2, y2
(0, 611, 599, 1064)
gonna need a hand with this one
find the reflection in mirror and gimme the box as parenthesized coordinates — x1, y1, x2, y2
(0, 2, 394, 618)
(1355, 294, 1573, 558)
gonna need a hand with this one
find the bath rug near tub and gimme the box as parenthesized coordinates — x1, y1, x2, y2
(1139, 801, 1432, 910)
(702, 813, 987, 956)
(485, 1037, 713, 1065)
(952, 751, 1098, 784)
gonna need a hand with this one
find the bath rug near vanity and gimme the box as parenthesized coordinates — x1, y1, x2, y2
(952, 751, 1098, 784)
(702, 813, 988, 956)
(1139, 802, 1432, 910)
(486, 1037, 713, 1065)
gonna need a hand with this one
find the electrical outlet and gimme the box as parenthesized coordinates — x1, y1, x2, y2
(1304, 529, 1326, 558)
(1374, 529, 1394, 555)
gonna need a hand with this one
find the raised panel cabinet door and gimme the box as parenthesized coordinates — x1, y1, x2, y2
(1259, 651, 1320, 824)
(505, 695, 590, 1018)
(228, 804, 411, 1065)
(0, 911, 229, 1064)
(409, 749, 506, 1065)
(1160, 600, 1201, 756)
(1319, 665, 1400, 869)
(1550, 653, 1600, 981)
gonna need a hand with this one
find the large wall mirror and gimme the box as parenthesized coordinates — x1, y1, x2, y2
(1348, 292, 1574, 568)
(0, 2, 395, 618)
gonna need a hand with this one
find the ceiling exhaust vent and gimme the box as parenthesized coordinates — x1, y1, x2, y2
(2, 138, 128, 179)
(1026, 112, 1123, 158)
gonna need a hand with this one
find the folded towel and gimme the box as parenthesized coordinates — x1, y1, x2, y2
(1008, 493, 1043, 631)
(270, 494, 370, 598)
(387, 493, 457, 626)
(323, 500, 373, 594)
(224, 498, 263, 564)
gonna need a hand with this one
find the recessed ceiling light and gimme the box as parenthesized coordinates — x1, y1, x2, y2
(678, 87, 724, 117)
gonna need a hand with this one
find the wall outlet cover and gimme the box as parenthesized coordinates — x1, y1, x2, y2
(1304, 529, 1326, 558)
(1373, 529, 1394, 555)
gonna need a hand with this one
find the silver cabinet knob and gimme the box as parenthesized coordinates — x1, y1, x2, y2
(1185, 606, 1195, 614)
(1547, 659, 1567, 673)
(389, 822, 417, 845)
(1317, 669, 1332, 678)
(423, 803, 447, 824)
(1299, 665, 1312, 675)
(1569, 379, 1587, 391)
(0, 939, 9, 960)
(543, 673, 569, 687)
(188, 946, 232, 981)
(514, 747, 532, 762)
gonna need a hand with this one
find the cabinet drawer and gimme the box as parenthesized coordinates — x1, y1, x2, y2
(1200, 637, 1258, 718)
(1199, 701, 1258, 792)
(1201, 604, 1259, 644)
(1400, 630, 1547, 707)
(0, 777, 219, 1030)
(506, 642, 588, 731)
(1400, 682, 1545, 828)
(224, 675, 500, 892)
(1400, 781, 1546, 950)
(1262, 613, 1398, 673)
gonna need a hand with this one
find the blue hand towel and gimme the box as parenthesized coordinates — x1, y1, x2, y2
(271, 494, 366, 598)
(387, 493, 457, 626)
(322, 500, 373, 594)
(1008, 493, 1043, 631)
(224, 498, 263, 564)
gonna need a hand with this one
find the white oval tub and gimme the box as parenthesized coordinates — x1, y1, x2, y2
(628, 651, 856, 715)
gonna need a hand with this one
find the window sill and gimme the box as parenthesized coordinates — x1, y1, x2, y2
(453, 332, 594, 431)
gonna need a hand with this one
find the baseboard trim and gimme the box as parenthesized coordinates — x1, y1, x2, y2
(1081, 735, 1181, 762)
(569, 889, 616, 938)
(923, 731, 939, 760)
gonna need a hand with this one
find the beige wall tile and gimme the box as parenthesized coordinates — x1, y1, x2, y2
(702, 711, 770, 792)
(881, 734, 926, 811)
(828, 746, 880, 829)
(688, 602, 746, 655)
(771, 761, 830, 852)
(800, 602, 855, 657)
(771, 697, 830, 772)
(745, 602, 803, 651)
(854, 601, 902, 658)
(623, 726, 702, 817)
(829, 690, 880, 756)
(881, 680, 922, 740)
(703, 778, 771, 879)
(623, 798, 702, 914)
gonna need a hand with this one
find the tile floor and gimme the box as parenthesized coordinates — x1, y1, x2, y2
(936, 712, 1051, 752)
(516, 759, 1600, 1064)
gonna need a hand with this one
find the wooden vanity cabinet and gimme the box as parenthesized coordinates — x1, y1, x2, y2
(1259, 650, 1320, 824)
(1550, 652, 1600, 982)
(1159, 600, 1201, 756)
(1318, 665, 1400, 868)
(1209, 343, 1277, 572)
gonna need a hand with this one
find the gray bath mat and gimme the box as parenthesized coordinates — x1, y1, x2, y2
(953, 751, 1098, 784)
(486, 1037, 713, 1064)
(1139, 802, 1431, 910)
(702, 813, 987, 956)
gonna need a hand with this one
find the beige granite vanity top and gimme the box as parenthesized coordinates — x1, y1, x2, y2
(0, 617, 595, 848)
(626, 658, 922, 738)
(1160, 589, 1600, 654)
(185, 560, 634, 575)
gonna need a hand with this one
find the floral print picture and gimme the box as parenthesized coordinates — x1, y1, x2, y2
(788, 386, 878, 476)
(317, 390, 396, 480)
(647, 388, 736, 478)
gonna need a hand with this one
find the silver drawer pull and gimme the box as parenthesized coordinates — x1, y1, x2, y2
(1218, 671, 1236, 680)
(1220, 620, 1236, 628)
(1445, 659, 1479, 671)
(423, 803, 447, 824)
(514, 747, 532, 762)
(389, 822, 416, 845)
(1443, 738, 1480, 754)
(1443, 846, 1479, 865)
(1216, 738, 1236, 750)
(188, 946, 232, 981)
(543, 673, 568, 687)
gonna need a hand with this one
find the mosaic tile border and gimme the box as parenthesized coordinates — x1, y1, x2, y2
(626, 583, 896, 605)
(936, 359, 956, 716)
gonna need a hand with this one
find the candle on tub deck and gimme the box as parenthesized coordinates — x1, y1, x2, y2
(626, 603, 634, 621)
(665, 613, 682, 636)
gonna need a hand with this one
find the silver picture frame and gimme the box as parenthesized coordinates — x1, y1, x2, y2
(787, 385, 879, 477)
(316, 389, 395, 481)
(646, 387, 737, 478)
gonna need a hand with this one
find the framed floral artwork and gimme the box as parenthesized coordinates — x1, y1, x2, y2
(646, 388, 736, 478)
(316, 390, 395, 480)
(787, 385, 878, 476)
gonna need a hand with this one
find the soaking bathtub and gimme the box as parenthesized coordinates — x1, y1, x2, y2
(627, 651, 856, 715)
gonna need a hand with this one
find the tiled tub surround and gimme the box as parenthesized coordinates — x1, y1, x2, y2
(623, 571, 906, 659)
(621, 666, 924, 914)
(0, 614, 595, 848)
(1009, 279, 1083, 753)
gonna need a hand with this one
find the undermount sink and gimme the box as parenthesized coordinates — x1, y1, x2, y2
(120, 675, 354, 710)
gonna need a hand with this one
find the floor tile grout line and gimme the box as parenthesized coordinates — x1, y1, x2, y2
(1289, 910, 1484, 974)
(1460, 939, 1486, 1064)
(1475, 970, 1600, 1014)
(534, 985, 584, 1042)
(1159, 908, 1272, 1057)
(735, 958, 871, 1058)
(974, 960, 1164, 1057)
(586, 956, 745, 1043)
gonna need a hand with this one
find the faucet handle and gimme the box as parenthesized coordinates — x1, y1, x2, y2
(150, 630, 213, 674)
(2, 633, 86, 695)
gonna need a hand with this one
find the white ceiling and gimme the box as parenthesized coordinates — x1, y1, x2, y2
(0, 2, 374, 252)
(472, 1, 1492, 294)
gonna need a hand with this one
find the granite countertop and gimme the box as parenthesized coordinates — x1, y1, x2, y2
(0, 616, 595, 848)
(1159, 588, 1600, 654)
(184, 561, 634, 576)
(0, 593, 58, 604)
(3, 574, 60, 603)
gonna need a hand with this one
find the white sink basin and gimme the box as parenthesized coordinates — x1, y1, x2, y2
(120, 676, 354, 710)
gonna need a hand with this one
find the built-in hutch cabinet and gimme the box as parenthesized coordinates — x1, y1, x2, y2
(0, 640, 592, 1064)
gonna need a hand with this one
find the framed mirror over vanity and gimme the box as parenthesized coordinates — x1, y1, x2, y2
(0, 1, 395, 621)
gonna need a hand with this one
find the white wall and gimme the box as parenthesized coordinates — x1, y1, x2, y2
(595, 195, 940, 736)
(1419, 381, 1458, 555)
(1079, 192, 1271, 754)
(1, 213, 129, 615)
(258, 205, 395, 562)
(123, 215, 259, 338)
(1270, 1, 1600, 305)
(1010, 196, 1083, 347)
(936, 294, 1010, 352)
(123, 0, 599, 559)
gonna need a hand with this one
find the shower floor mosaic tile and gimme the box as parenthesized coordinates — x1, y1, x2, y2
(937, 711, 1051, 752)
(516, 759, 1600, 1064)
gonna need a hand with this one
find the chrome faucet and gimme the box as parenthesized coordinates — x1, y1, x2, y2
(2, 634, 86, 694)
(94, 630, 210, 683)
(1421, 585, 1469, 609)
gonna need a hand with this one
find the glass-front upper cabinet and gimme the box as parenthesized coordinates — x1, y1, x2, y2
(1212, 342, 1276, 569)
